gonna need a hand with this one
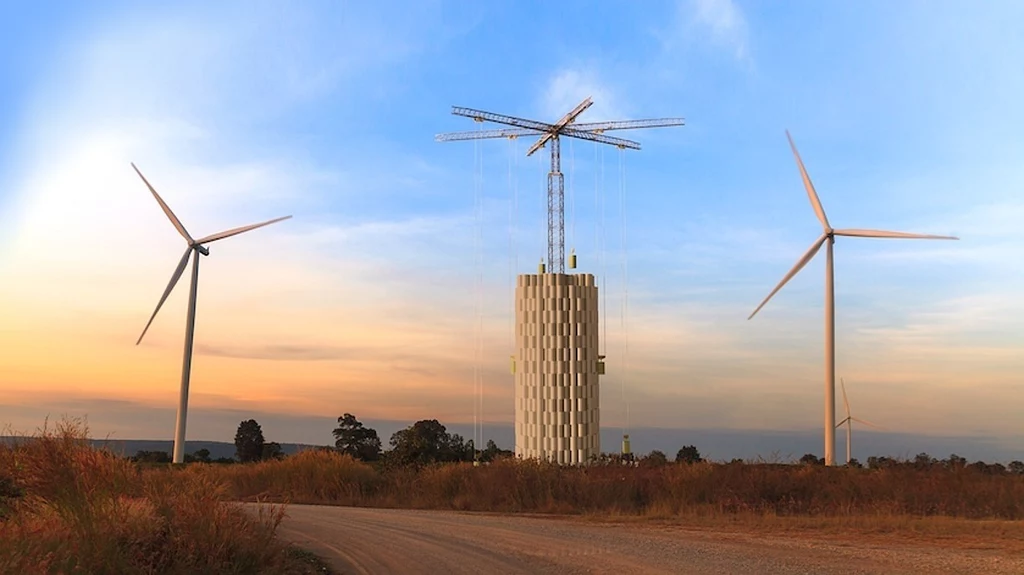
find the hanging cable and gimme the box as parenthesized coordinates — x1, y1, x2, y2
(593, 141, 599, 264)
(508, 137, 516, 361)
(514, 138, 519, 278)
(473, 119, 486, 459)
(478, 125, 486, 456)
(600, 146, 607, 358)
(569, 138, 575, 258)
(472, 125, 480, 460)
(619, 147, 629, 437)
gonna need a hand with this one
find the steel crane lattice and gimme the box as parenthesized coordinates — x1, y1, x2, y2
(435, 96, 684, 274)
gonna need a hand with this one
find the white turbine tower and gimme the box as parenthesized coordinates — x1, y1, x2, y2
(132, 163, 292, 464)
(837, 377, 883, 465)
(748, 131, 958, 467)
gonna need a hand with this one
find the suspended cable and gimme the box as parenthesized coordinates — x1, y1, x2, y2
(569, 138, 575, 256)
(474, 119, 486, 459)
(619, 147, 629, 436)
(514, 138, 519, 278)
(593, 141, 600, 268)
(600, 146, 607, 358)
(479, 127, 486, 456)
(508, 137, 514, 356)
(472, 126, 480, 460)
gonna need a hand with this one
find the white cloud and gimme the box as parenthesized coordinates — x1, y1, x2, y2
(661, 0, 751, 62)
(539, 68, 626, 122)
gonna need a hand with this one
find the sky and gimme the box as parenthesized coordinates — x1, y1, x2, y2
(1, 0, 1022, 459)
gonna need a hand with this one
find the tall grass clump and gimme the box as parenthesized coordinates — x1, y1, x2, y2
(191, 448, 379, 505)
(0, 418, 303, 574)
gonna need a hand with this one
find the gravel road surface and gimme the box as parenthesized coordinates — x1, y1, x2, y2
(273, 505, 1023, 575)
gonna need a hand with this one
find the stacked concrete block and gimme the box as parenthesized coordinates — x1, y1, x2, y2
(514, 273, 600, 464)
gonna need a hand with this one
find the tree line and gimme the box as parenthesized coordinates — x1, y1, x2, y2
(130, 415, 1024, 474)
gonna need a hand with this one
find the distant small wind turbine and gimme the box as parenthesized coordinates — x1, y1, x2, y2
(748, 131, 958, 467)
(836, 377, 883, 465)
(132, 163, 291, 464)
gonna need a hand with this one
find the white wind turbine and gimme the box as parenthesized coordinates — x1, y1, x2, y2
(837, 377, 883, 465)
(748, 131, 958, 467)
(132, 163, 292, 464)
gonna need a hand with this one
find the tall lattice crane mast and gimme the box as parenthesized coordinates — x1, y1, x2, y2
(436, 97, 684, 274)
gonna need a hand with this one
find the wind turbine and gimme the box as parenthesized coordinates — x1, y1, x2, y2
(837, 377, 883, 465)
(132, 163, 291, 464)
(748, 131, 958, 467)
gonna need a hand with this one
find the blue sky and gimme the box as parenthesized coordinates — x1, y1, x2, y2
(0, 1, 1022, 456)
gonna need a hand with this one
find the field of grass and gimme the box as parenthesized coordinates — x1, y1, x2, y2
(200, 449, 1024, 520)
(4, 420, 1023, 571)
(0, 419, 331, 575)
(182, 447, 1024, 549)
(197, 448, 1024, 519)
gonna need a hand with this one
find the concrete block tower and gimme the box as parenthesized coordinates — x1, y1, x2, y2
(514, 272, 601, 464)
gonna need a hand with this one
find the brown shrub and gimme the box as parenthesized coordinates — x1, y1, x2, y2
(0, 418, 300, 574)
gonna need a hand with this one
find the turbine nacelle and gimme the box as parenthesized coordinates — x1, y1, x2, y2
(195, 244, 210, 256)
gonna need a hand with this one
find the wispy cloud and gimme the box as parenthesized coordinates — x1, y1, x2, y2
(538, 68, 626, 122)
(659, 0, 751, 62)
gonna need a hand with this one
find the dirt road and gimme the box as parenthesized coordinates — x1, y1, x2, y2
(273, 505, 1023, 575)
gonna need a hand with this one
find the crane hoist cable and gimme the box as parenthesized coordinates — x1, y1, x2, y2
(619, 146, 629, 436)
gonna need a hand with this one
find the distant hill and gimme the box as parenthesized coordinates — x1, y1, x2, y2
(0, 437, 327, 461)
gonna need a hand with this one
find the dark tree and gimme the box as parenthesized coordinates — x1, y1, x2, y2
(675, 445, 702, 464)
(799, 453, 823, 466)
(262, 442, 284, 461)
(913, 452, 935, 469)
(1009, 461, 1024, 475)
(944, 454, 967, 470)
(388, 419, 463, 467)
(133, 450, 171, 463)
(846, 458, 863, 468)
(235, 419, 266, 463)
(333, 413, 382, 462)
(481, 439, 513, 462)
(642, 450, 669, 467)
(184, 448, 211, 463)
(450, 434, 474, 462)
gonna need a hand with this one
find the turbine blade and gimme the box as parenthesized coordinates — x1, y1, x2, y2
(131, 163, 193, 243)
(137, 247, 193, 345)
(748, 234, 828, 320)
(840, 377, 851, 417)
(835, 417, 850, 428)
(194, 215, 292, 244)
(851, 416, 884, 430)
(786, 130, 830, 232)
(832, 228, 959, 240)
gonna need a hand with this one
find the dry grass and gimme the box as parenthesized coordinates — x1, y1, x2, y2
(8, 421, 1017, 569)
(191, 450, 1024, 548)
(203, 453, 1024, 520)
(0, 418, 327, 575)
